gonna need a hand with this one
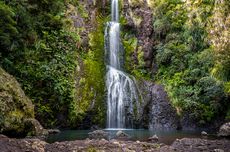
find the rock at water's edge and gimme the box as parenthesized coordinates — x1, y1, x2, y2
(115, 130, 129, 139)
(0, 68, 45, 136)
(1, 135, 230, 152)
(201, 131, 208, 136)
(137, 80, 180, 130)
(218, 122, 230, 137)
(148, 134, 159, 142)
(47, 129, 61, 134)
(88, 130, 109, 140)
(149, 84, 180, 130)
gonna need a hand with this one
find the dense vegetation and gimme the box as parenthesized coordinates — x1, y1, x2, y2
(0, 0, 108, 129)
(71, 15, 107, 128)
(122, 0, 229, 125)
(151, 0, 230, 124)
(0, 0, 81, 128)
(0, 0, 229, 130)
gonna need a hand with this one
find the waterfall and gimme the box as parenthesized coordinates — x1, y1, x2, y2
(105, 0, 140, 129)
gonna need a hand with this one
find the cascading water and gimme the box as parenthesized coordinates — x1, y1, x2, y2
(105, 0, 140, 129)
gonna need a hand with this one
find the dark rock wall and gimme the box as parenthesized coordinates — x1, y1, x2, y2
(149, 84, 179, 130)
(121, 1, 179, 130)
(137, 80, 180, 130)
(122, 0, 154, 70)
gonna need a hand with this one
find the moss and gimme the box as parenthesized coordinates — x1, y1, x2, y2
(123, 36, 138, 72)
(226, 108, 230, 121)
(4, 110, 24, 132)
(0, 68, 34, 134)
(69, 15, 107, 128)
(150, 0, 229, 125)
(122, 35, 150, 79)
(128, 0, 144, 7)
(146, 0, 155, 9)
(129, 11, 143, 27)
(87, 147, 98, 152)
(224, 81, 230, 95)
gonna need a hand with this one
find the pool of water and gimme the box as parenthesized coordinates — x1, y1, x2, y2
(46, 129, 217, 145)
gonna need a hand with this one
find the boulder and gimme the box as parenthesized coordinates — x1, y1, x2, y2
(115, 130, 129, 139)
(148, 134, 159, 142)
(218, 122, 230, 137)
(24, 118, 48, 136)
(0, 68, 47, 137)
(88, 130, 109, 140)
(0, 68, 35, 136)
(201, 131, 208, 136)
(0, 134, 7, 139)
(47, 129, 61, 134)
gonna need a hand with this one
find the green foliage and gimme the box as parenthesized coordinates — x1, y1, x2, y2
(153, 0, 187, 36)
(69, 15, 107, 128)
(123, 36, 137, 71)
(87, 147, 98, 152)
(209, 0, 230, 82)
(226, 108, 230, 121)
(18, 30, 78, 127)
(122, 28, 150, 79)
(1, 0, 229, 129)
(0, 1, 18, 53)
(0, 0, 80, 127)
(153, 0, 229, 124)
(224, 82, 230, 95)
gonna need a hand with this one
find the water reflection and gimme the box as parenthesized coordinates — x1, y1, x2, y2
(46, 129, 215, 145)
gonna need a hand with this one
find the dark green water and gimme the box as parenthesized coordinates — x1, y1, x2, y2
(46, 129, 215, 145)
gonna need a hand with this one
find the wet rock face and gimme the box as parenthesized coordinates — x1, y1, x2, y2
(135, 80, 154, 128)
(137, 80, 179, 130)
(121, 1, 180, 130)
(179, 111, 198, 130)
(218, 122, 230, 137)
(148, 84, 180, 130)
(123, 0, 154, 69)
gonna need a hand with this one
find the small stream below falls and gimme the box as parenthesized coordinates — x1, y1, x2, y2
(46, 129, 218, 145)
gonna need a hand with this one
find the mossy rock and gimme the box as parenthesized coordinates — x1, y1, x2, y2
(128, 0, 144, 7)
(0, 67, 35, 136)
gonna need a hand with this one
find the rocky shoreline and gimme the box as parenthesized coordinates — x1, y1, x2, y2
(0, 134, 229, 152)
